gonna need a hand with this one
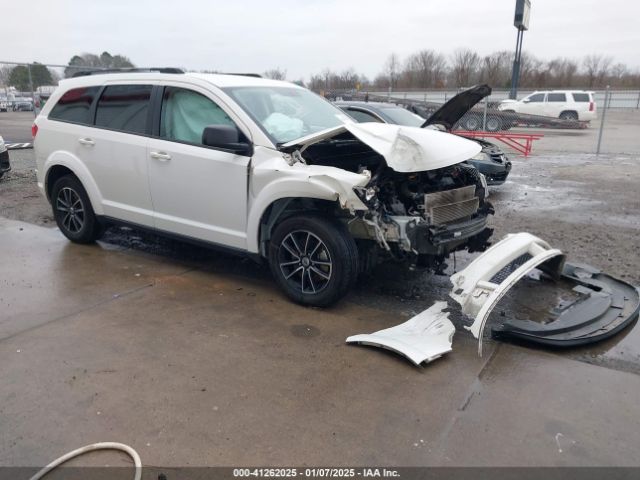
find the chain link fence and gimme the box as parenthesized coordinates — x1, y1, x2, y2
(327, 88, 640, 156)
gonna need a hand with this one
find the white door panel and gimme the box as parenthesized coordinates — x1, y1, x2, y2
(147, 139, 250, 248)
(85, 129, 153, 225)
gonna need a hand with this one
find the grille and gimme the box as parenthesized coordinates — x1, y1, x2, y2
(429, 198, 479, 225)
(489, 253, 534, 284)
(424, 185, 479, 225)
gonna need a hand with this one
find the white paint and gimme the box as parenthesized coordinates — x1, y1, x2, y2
(449, 232, 565, 356)
(282, 122, 481, 173)
(346, 301, 455, 366)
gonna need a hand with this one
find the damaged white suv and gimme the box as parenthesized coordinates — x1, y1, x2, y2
(34, 70, 493, 306)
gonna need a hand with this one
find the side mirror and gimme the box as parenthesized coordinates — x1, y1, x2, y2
(522, 98, 530, 103)
(202, 125, 253, 156)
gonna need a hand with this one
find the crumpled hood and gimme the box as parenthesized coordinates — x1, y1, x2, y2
(280, 122, 481, 173)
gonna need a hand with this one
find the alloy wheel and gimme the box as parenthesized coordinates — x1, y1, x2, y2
(278, 230, 333, 294)
(56, 187, 85, 234)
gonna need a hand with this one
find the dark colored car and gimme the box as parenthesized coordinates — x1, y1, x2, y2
(13, 101, 34, 112)
(336, 85, 512, 185)
(0, 136, 10, 179)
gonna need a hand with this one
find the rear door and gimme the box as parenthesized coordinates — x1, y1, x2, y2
(147, 84, 252, 249)
(545, 92, 568, 118)
(88, 83, 155, 226)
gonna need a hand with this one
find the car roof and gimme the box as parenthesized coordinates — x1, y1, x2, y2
(56, 71, 300, 90)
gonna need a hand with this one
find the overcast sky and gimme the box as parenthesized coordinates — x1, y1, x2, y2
(3, 0, 639, 80)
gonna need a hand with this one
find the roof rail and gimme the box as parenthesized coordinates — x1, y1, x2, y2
(71, 67, 185, 78)
(219, 73, 263, 78)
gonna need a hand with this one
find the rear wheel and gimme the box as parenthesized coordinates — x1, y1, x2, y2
(559, 111, 578, 121)
(268, 215, 358, 307)
(51, 175, 103, 243)
(463, 114, 482, 131)
(485, 116, 502, 132)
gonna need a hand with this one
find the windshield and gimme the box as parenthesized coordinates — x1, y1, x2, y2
(381, 107, 425, 127)
(223, 86, 351, 144)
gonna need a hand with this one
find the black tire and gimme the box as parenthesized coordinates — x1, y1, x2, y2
(268, 215, 359, 307)
(51, 175, 103, 244)
(463, 114, 481, 131)
(485, 116, 502, 132)
(559, 111, 578, 121)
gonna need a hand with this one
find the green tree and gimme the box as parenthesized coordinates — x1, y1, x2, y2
(64, 51, 135, 78)
(8, 64, 54, 91)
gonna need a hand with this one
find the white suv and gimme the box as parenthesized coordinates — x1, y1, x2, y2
(34, 70, 493, 306)
(498, 90, 597, 121)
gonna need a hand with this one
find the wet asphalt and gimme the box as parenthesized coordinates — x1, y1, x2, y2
(1, 126, 640, 466)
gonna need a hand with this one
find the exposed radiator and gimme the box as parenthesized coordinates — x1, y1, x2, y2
(425, 185, 479, 225)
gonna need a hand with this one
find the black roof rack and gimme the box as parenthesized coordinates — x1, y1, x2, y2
(71, 67, 185, 78)
(219, 73, 262, 78)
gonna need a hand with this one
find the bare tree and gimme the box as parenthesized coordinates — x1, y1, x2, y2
(402, 50, 447, 88)
(450, 48, 480, 87)
(263, 67, 287, 80)
(479, 51, 511, 88)
(583, 54, 613, 87)
(384, 53, 401, 90)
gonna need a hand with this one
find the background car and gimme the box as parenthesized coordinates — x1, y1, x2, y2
(498, 90, 597, 121)
(0, 135, 10, 179)
(13, 101, 34, 112)
(336, 86, 512, 185)
(0, 99, 9, 112)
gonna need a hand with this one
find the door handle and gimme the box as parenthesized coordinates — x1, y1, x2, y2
(78, 137, 95, 146)
(150, 151, 171, 161)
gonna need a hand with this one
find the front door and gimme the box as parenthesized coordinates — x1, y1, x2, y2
(147, 85, 251, 249)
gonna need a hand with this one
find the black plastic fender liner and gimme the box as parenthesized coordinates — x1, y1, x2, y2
(491, 263, 640, 347)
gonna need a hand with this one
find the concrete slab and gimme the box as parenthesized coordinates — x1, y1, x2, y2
(1, 219, 640, 468)
(429, 344, 640, 466)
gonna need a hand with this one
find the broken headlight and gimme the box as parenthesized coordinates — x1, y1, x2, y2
(353, 186, 379, 207)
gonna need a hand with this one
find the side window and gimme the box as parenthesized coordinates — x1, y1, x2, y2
(95, 84, 153, 134)
(527, 93, 545, 103)
(572, 93, 590, 102)
(160, 87, 236, 145)
(49, 87, 100, 124)
(346, 109, 382, 123)
(547, 93, 567, 102)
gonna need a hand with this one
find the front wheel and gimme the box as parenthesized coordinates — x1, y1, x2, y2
(268, 215, 359, 307)
(51, 175, 103, 243)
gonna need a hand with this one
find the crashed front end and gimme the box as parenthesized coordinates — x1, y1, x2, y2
(280, 123, 494, 270)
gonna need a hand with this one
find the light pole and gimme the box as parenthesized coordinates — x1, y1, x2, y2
(509, 0, 531, 100)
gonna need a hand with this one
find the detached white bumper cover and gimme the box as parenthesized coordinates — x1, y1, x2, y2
(449, 232, 566, 355)
(346, 301, 455, 366)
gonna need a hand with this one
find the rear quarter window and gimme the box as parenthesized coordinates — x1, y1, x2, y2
(572, 93, 590, 102)
(48, 87, 100, 124)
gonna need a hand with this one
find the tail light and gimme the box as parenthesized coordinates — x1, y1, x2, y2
(589, 102, 595, 111)
(31, 123, 38, 138)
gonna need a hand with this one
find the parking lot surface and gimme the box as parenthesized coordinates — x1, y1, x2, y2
(1, 114, 640, 467)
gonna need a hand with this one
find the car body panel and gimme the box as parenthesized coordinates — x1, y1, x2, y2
(450, 232, 565, 355)
(281, 122, 481, 173)
(420, 84, 492, 130)
(346, 301, 455, 366)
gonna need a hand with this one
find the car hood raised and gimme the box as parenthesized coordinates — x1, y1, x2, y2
(421, 84, 491, 130)
(280, 122, 481, 173)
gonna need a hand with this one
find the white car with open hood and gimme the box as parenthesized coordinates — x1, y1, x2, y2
(34, 69, 494, 306)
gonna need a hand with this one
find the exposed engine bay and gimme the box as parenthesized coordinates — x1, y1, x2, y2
(297, 134, 494, 270)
